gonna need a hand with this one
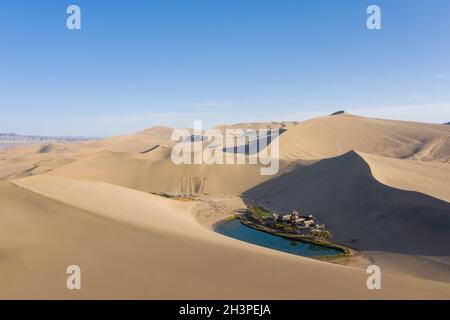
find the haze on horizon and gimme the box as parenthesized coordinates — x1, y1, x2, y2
(1, 0, 450, 136)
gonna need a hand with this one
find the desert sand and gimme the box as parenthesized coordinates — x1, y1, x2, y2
(1, 113, 450, 299)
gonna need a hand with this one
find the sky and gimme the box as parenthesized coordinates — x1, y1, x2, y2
(0, 0, 449, 136)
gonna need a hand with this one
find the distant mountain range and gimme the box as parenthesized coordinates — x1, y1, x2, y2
(0, 133, 94, 142)
(0, 133, 95, 151)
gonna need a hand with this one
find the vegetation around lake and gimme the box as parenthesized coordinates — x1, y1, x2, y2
(240, 206, 352, 257)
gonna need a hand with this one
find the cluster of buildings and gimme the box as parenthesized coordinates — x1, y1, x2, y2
(260, 210, 325, 231)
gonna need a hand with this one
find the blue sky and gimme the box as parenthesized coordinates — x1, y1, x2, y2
(1, 0, 449, 136)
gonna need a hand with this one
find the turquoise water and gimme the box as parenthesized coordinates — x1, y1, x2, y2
(215, 219, 342, 257)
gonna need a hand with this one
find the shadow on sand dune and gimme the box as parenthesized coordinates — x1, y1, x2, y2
(243, 150, 450, 256)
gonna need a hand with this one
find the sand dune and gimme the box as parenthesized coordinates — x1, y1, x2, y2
(0, 126, 177, 183)
(361, 152, 450, 202)
(1, 114, 450, 298)
(73, 125, 175, 154)
(409, 135, 450, 163)
(47, 150, 271, 195)
(0, 153, 74, 182)
(277, 113, 450, 161)
(12, 176, 200, 237)
(244, 151, 450, 256)
(214, 121, 299, 132)
(0, 126, 175, 161)
(1, 176, 448, 299)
